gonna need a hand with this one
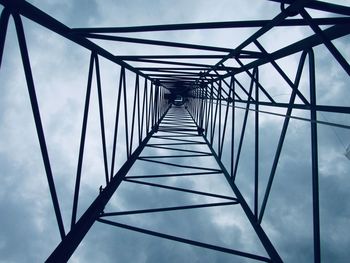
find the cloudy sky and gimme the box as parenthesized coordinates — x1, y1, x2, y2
(0, 0, 350, 262)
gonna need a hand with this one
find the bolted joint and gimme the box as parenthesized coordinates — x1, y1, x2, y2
(280, 3, 299, 17)
(197, 127, 204, 135)
(227, 97, 234, 104)
(154, 79, 161, 86)
(152, 124, 159, 133)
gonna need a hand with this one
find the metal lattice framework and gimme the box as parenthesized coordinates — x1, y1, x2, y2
(0, 0, 349, 262)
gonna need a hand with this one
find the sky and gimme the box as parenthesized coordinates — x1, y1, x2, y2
(0, 0, 350, 262)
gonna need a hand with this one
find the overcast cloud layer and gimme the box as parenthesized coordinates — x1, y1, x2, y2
(0, 0, 350, 262)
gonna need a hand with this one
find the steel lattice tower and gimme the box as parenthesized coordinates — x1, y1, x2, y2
(0, 0, 349, 262)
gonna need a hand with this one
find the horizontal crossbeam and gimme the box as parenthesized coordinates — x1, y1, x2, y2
(99, 201, 238, 217)
(97, 218, 271, 262)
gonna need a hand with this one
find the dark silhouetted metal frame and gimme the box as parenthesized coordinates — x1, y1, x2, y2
(0, 0, 349, 262)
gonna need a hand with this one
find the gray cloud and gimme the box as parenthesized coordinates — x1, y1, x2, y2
(1, 1, 350, 262)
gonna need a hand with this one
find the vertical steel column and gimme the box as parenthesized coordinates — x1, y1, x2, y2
(210, 83, 214, 142)
(218, 79, 222, 154)
(147, 83, 153, 132)
(219, 79, 232, 158)
(258, 51, 308, 223)
(254, 68, 259, 220)
(232, 69, 255, 181)
(141, 78, 148, 139)
(230, 79, 235, 178)
(309, 48, 321, 263)
(129, 74, 139, 154)
(71, 52, 94, 228)
(110, 67, 125, 179)
(211, 84, 219, 145)
(95, 54, 109, 186)
(122, 68, 130, 158)
(153, 84, 159, 130)
(12, 12, 66, 239)
(137, 75, 142, 144)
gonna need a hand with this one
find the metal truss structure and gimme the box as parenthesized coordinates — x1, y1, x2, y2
(0, 0, 349, 262)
